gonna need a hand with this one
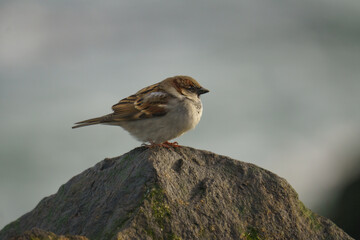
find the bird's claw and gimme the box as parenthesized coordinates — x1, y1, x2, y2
(142, 141, 180, 148)
(162, 141, 180, 148)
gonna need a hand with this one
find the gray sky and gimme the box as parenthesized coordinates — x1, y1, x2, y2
(1, 0, 360, 229)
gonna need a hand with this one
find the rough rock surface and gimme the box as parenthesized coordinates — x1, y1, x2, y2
(10, 228, 88, 240)
(0, 146, 353, 240)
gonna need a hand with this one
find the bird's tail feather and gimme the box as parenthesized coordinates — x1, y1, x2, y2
(72, 116, 106, 129)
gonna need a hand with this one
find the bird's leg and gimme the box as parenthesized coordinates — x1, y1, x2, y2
(161, 141, 181, 148)
(142, 141, 180, 148)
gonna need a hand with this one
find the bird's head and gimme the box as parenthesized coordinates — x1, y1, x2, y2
(165, 75, 209, 100)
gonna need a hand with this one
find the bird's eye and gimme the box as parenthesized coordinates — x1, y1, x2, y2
(187, 86, 196, 92)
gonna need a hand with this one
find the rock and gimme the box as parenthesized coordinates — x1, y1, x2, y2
(10, 227, 88, 240)
(0, 146, 353, 240)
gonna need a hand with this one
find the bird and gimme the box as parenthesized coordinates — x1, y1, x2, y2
(72, 75, 209, 147)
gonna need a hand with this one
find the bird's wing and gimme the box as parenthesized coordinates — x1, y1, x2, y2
(111, 84, 172, 121)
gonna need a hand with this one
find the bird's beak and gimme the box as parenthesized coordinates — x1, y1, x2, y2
(197, 87, 209, 95)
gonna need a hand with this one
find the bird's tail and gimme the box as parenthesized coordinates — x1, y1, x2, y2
(72, 115, 107, 129)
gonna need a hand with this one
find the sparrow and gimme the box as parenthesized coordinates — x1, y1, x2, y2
(72, 75, 209, 147)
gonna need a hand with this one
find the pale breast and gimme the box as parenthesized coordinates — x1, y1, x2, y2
(118, 97, 203, 143)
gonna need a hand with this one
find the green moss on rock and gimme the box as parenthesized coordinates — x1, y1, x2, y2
(298, 201, 322, 230)
(147, 185, 171, 229)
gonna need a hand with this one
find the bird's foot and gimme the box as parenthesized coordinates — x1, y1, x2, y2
(142, 141, 180, 148)
(161, 141, 181, 148)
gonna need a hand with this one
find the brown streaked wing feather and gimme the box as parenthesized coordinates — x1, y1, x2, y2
(134, 91, 171, 118)
(111, 84, 172, 121)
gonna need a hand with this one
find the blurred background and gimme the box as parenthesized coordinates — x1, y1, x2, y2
(1, 0, 359, 237)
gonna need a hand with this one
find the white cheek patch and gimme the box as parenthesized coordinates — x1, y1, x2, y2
(167, 87, 184, 99)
